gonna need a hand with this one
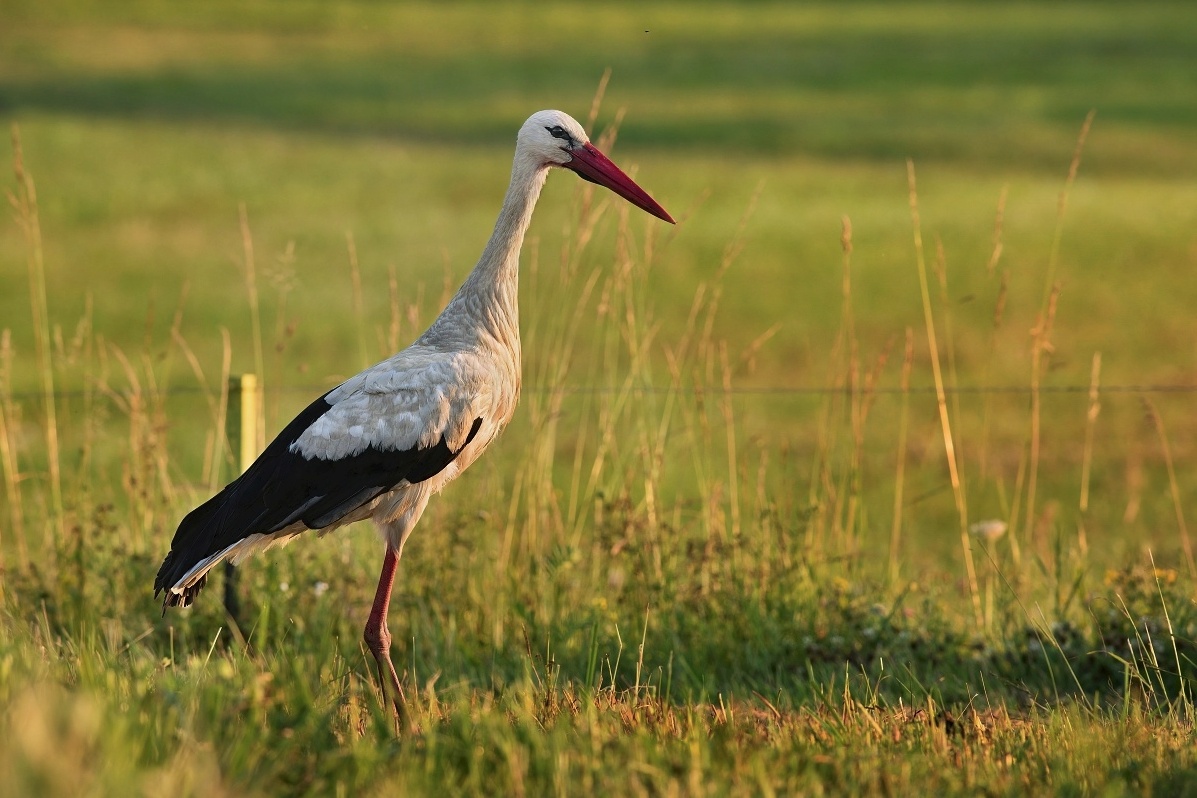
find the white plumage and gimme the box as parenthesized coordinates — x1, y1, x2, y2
(155, 109, 673, 723)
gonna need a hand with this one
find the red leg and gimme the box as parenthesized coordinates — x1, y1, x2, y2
(363, 544, 409, 727)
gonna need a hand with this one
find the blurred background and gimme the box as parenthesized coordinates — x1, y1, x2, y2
(4, 0, 1196, 561)
(3, 1, 1195, 385)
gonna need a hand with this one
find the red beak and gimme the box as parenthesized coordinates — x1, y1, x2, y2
(564, 143, 675, 224)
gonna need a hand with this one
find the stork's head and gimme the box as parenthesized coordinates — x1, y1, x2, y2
(518, 110, 674, 224)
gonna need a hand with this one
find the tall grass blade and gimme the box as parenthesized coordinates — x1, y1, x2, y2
(10, 125, 65, 560)
(906, 159, 980, 625)
(1142, 399, 1195, 577)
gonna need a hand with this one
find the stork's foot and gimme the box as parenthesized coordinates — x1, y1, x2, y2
(364, 545, 415, 733)
(364, 621, 411, 731)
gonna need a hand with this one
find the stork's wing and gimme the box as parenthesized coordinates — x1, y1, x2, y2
(154, 361, 487, 607)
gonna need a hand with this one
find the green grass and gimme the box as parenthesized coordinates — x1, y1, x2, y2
(3, 1, 1197, 794)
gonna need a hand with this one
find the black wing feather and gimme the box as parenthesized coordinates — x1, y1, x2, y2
(154, 390, 482, 608)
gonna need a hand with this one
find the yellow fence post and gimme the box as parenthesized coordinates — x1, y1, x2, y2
(224, 373, 261, 629)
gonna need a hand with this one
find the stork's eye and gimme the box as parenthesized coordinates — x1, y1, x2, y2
(546, 125, 571, 141)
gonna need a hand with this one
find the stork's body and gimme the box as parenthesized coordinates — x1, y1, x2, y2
(154, 110, 672, 721)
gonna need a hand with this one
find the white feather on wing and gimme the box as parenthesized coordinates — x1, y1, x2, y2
(291, 353, 495, 461)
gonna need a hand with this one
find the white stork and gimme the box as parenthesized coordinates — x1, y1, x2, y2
(154, 110, 673, 720)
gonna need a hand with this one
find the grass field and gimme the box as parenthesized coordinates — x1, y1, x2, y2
(3, 1, 1197, 794)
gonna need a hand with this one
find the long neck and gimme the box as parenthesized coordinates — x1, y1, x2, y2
(423, 156, 548, 350)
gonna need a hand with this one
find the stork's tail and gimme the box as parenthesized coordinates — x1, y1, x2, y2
(154, 489, 230, 610)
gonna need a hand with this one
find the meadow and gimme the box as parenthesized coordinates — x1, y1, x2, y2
(2, 1, 1197, 794)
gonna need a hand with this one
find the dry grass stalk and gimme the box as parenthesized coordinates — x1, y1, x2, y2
(932, 236, 966, 492)
(1024, 282, 1060, 557)
(907, 158, 980, 625)
(889, 327, 914, 585)
(212, 331, 233, 492)
(0, 329, 27, 573)
(1079, 351, 1102, 515)
(1074, 351, 1102, 557)
(237, 204, 266, 451)
(1142, 398, 1195, 577)
(1042, 110, 1095, 312)
(345, 231, 369, 370)
(9, 124, 65, 555)
(977, 265, 1009, 482)
(986, 185, 1008, 277)
(718, 342, 740, 545)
